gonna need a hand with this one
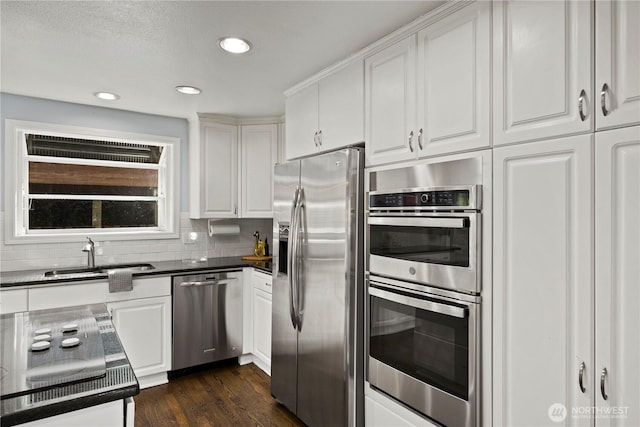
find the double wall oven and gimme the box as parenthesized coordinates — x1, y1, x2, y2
(366, 157, 483, 427)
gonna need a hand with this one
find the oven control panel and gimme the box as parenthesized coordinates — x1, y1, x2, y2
(370, 189, 471, 209)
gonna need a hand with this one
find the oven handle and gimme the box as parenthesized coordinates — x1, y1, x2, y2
(369, 286, 467, 319)
(367, 216, 467, 229)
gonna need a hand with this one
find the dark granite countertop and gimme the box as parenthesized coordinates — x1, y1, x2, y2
(0, 256, 273, 288)
(0, 303, 139, 426)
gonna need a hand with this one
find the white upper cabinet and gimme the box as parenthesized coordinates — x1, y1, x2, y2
(596, 0, 640, 130)
(318, 61, 364, 151)
(197, 119, 278, 218)
(201, 121, 239, 217)
(285, 84, 319, 160)
(285, 60, 364, 160)
(241, 124, 278, 217)
(365, 35, 417, 166)
(365, 2, 491, 166)
(595, 126, 640, 426)
(493, 0, 593, 146)
(416, 1, 491, 157)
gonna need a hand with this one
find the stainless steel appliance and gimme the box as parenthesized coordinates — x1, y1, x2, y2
(366, 157, 483, 427)
(271, 147, 364, 427)
(368, 274, 480, 426)
(368, 184, 481, 295)
(172, 270, 242, 370)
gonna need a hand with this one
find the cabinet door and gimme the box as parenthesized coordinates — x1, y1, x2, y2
(596, 0, 640, 130)
(493, 134, 593, 425)
(241, 124, 277, 218)
(20, 399, 125, 427)
(285, 83, 319, 160)
(318, 60, 364, 151)
(365, 36, 417, 166)
(493, 0, 592, 146)
(595, 126, 640, 426)
(107, 296, 172, 379)
(201, 122, 238, 217)
(416, 1, 491, 157)
(252, 288, 272, 374)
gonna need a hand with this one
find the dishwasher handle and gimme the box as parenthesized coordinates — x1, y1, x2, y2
(179, 278, 237, 287)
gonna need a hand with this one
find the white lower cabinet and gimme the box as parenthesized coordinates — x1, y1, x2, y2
(364, 383, 436, 427)
(107, 296, 172, 387)
(493, 134, 593, 425)
(595, 126, 640, 426)
(27, 276, 172, 388)
(20, 398, 133, 427)
(251, 270, 272, 375)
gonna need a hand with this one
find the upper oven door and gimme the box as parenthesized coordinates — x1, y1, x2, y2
(367, 212, 480, 294)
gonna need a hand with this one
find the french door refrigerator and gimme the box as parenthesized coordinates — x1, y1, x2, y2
(271, 147, 364, 427)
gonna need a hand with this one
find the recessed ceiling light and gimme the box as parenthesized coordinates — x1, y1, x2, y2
(94, 92, 119, 101)
(175, 85, 202, 95)
(218, 37, 251, 54)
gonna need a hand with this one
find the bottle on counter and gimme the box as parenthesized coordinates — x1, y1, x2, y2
(264, 238, 270, 256)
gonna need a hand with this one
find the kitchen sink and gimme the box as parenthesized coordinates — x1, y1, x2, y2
(44, 263, 155, 277)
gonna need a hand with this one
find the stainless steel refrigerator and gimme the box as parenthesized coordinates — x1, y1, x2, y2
(271, 147, 364, 427)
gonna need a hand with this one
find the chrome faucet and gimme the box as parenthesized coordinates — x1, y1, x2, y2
(82, 237, 95, 268)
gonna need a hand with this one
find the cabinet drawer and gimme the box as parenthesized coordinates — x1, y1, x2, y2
(29, 276, 171, 311)
(0, 289, 28, 314)
(252, 270, 272, 294)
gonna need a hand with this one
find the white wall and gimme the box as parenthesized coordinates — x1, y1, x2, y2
(0, 92, 190, 211)
(0, 93, 272, 272)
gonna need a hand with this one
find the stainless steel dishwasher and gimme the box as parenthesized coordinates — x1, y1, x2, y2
(172, 270, 242, 370)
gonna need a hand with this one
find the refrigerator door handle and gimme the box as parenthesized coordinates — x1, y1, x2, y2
(288, 187, 300, 329)
(295, 187, 306, 331)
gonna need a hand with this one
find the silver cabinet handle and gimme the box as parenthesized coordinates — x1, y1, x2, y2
(317, 130, 322, 147)
(408, 131, 414, 152)
(417, 128, 423, 150)
(601, 83, 610, 117)
(313, 131, 318, 147)
(578, 89, 587, 121)
(601, 367, 609, 400)
(579, 361, 586, 393)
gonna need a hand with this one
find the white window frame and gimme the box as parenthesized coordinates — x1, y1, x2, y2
(4, 119, 180, 244)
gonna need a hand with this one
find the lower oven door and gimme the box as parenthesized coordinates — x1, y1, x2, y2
(367, 276, 480, 427)
(367, 213, 480, 294)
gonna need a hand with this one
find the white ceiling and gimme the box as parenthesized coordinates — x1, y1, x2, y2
(1, 1, 443, 120)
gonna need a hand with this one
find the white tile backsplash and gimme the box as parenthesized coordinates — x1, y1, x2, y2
(0, 212, 272, 272)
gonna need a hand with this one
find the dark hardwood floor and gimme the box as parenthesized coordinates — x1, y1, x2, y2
(135, 362, 305, 427)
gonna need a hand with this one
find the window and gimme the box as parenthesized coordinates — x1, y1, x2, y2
(4, 120, 180, 243)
